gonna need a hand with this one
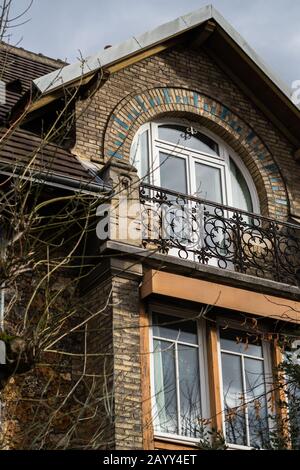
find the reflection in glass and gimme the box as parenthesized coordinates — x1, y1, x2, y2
(153, 339, 178, 434)
(178, 344, 201, 437)
(284, 352, 300, 449)
(131, 130, 150, 182)
(158, 125, 219, 156)
(220, 329, 269, 448)
(152, 313, 198, 344)
(152, 314, 201, 438)
(221, 353, 247, 446)
(220, 329, 263, 358)
(245, 358, 269, 448)
(230, 157, 253, 212)
(159, 153, 187, 194)
(195, 162, 223, 203)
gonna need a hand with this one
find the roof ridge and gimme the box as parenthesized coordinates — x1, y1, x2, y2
(0, 41, 67, 68)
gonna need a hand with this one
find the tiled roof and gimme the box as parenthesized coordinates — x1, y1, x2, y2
(0, 44, 108, 192)
(0, 127, 107, 191)
(0, 42, 66, 122)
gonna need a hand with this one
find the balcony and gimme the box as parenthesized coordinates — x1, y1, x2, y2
(140, 183, 300, 287)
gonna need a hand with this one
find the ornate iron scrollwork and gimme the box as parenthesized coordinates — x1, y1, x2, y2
(140, 183, 300, 286)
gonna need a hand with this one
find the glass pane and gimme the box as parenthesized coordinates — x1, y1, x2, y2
(131, 130, 149, 182)
(153, 339, 178, 434)
(158, 125, 219, 156)
(195, 162, 223, 203)
(220, 329, 263, 358)
(178, 344, 201, 437)
(230, 158, 253, 212)
(284, 352, 300, 449)
(140, 130, 150, 182)
(221, 352, 247, 446)
(159, 152, 187, 194)
(152, 313, 198, 345)
(245, 358, 269, 448)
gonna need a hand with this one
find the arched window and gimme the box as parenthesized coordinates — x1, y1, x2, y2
(130, 121, 259, 214)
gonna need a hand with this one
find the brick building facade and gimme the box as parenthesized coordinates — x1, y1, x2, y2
(0, 5, 300, 450)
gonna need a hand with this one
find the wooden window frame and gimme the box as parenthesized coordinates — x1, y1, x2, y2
(140, 300, 286, 450)
(217, 324, 274, 449)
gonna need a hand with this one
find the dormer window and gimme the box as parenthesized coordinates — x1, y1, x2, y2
(131, 121, 259, 214)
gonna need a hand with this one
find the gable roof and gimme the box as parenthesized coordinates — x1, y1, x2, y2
(29, 4, 300, 153)
(33, 5, 290, 99)
(0, 44, 109, 193)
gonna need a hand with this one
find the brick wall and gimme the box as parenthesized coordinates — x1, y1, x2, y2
(77, 260, 144, 450)
(69, 41, 300, 450)
(73, 43, 300, 218)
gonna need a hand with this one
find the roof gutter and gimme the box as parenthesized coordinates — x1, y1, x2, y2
(0, 164, 112, 195)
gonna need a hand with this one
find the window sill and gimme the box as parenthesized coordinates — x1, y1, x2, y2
(227, 443, 257, 451)
(154, 435, 262, 451)
(154, 433, 199, 447)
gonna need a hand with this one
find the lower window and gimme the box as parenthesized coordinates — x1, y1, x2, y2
(150, 312, 273, 448)
(219, 328, 271, 448)
(151, 312, 206, 439)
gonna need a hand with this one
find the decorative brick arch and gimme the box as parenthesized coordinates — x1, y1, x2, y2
(104, 87, 288, 219)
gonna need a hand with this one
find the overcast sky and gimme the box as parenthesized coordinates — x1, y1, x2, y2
(9, 0, 300, 89)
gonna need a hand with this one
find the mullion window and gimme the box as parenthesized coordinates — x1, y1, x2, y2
(152, 313, 202, 439)
(221, 348, 265, 361)
(220, 330, 270, 448)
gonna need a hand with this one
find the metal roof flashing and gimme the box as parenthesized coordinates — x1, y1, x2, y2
(33, 4, 299, 118)
(33, 5, 213, 94)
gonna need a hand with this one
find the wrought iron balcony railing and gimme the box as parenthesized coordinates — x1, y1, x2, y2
(140, 183, 300, 287)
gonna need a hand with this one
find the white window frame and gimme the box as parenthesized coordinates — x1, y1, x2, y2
(217, 324, 274, 450)
(148, 305, 210, 444)
(131, 119, 260, 214)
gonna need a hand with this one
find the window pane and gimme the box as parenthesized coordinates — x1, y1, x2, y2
(131, 130, 150, 182)
(245, 358, 269, 448)
(220, 329, 263, 358)
(152, 313, 198, 344)
(178, 344, 201, 437)
(221, 352, 247, 446)
(158, 125, 219, 156)
(195, 162, 223, 203)
(159, 152, 187, 194)
(153, 339, 178, 434)
(140, 130, 150, 182)
(230, 157, 253, 212)
(284, 352, 300, 449)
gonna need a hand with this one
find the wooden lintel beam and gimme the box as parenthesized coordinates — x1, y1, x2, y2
(141, 269, 300, 323)
(27, 74, 95, 114)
